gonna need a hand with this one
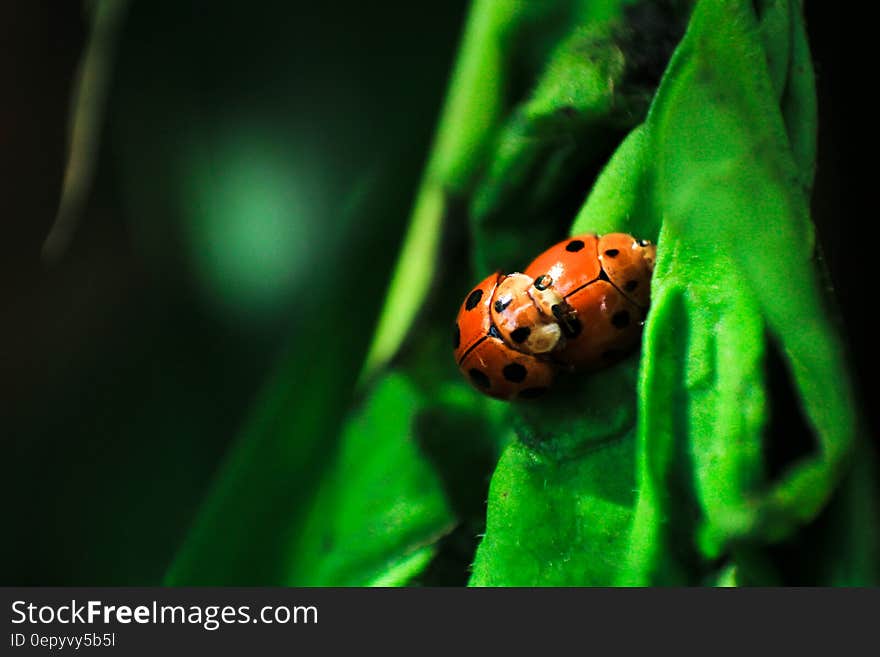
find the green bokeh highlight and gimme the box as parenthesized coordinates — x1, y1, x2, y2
(182, 130, 323, 321)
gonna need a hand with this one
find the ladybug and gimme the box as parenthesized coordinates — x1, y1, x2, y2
(523, 233, 656, 370)
(454, 233, 656, 399)
(453, 272, 556, 400)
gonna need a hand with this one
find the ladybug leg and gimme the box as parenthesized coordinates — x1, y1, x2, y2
(550, 301, 582, 339)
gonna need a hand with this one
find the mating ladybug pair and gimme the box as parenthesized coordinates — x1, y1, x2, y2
(453, 233, 657, 400)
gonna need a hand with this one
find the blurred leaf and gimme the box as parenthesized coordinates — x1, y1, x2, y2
(162, 318, 367, 585)
(570, 122, 655, 239)
(754, 0, 792, 101)
(779, 0, 817, 193)
(163, 158, 421, 585)
(712, 563, 738, 587)
(820, 445, 880, 585)
(360, 0, 512, 380)
(285, 373, 454, 586)
(43, 0, 130, 262)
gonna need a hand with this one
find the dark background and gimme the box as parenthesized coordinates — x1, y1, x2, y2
(1, 2, 861, 585)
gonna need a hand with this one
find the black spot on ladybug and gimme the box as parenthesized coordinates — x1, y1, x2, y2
(469, 368, 491, 389)
(625, 280, 639, 292)
(534, 274, 552, 291)
(453, 323, 460, 349)
(604, 248, 620, 258)
(612, 310, 631, 329)
(502, 363, 527, 383)
(602, 348, 624, 361)
(511, 327, 531, 344)
(597, 268, 611, 282)
(565, 239, 585, 252)
(465, 289, 483, 310)
(494, 297, 511, 313)
(518, 387, 548, 399)
(488, 324, 502, 339)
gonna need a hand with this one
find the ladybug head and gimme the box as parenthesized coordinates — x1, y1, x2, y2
(490, 273, 563, 355)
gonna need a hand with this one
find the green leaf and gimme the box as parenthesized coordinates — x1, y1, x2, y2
(360, 0, 517, 380)
(285, 373, 455, 586)
(645, 0, 854, 555)
(470, 1, 692, 273)
(470, 18, 633, 273)
(470, 358, 640, 586)
(570, 122, 656, 239)
(754, 0, 792, 101)
(779, 0, 817, 192)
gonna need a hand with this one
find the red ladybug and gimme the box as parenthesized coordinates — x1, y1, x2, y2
(453, 272, 556, 400)
(454, 233, 656, 399)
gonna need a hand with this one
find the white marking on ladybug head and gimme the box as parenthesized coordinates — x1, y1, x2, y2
(525, 322, 561, 354)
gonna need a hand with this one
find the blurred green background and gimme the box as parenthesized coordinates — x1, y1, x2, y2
(1, 1, 868, 585)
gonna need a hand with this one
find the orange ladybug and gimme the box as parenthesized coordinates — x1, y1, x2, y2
(453, 272, 556, 400)
(454, 233, 656, 399)
(523, 233, 656, 370)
